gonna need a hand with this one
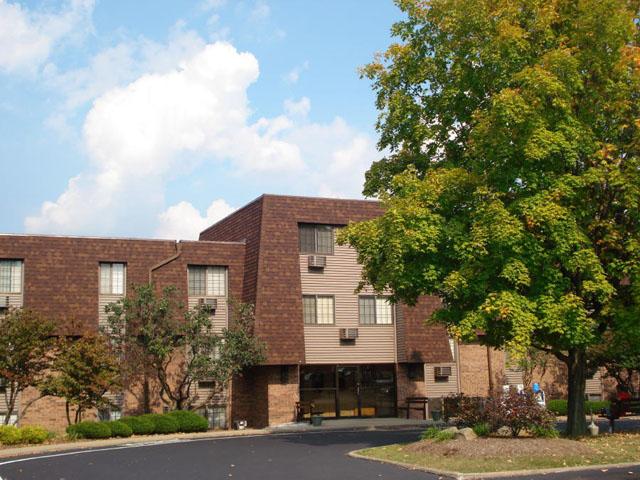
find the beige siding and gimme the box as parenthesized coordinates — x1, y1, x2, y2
(189, 382, 227, 407)
(504, 351, 524, 386)
(301, 244, 397, 364)
(425, 363, 459, 397)
(187, 296, 228, 334)
(98, 294, 122, 330)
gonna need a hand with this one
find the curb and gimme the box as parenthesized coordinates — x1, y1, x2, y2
(349, 449, 640, 479)
(0, 424, 424, 460)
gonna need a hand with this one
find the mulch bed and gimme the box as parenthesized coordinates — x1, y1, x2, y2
(404, 437, 596, 458)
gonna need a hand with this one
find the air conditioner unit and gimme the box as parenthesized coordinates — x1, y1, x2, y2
(434, 366, 452, 377)
(308, 255, 326, 269)
(198, 298, 217, 312)
(339, 328, 358, 341)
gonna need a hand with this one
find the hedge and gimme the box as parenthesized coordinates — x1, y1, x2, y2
(166, 410, 209, 433)
(64, 411, 209, 441)
(140, 414, 179, 434)
(0, 425, 50, 445)
(120, 416, 155, 435)
(547, 399, 610, 416)
(67, 421, 111, 439)
(105, 420, 133, 438)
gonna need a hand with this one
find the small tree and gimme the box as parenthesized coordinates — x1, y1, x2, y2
(106, 283, 265, 411)
(0, 309, 55, 424)
(41, 335, 121, 425)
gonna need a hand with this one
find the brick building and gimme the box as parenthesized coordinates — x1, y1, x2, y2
(0, 194, 606, 430)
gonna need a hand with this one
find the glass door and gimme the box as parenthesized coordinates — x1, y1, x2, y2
(337, 366, 359, 417)
(359, 365, 396, 417)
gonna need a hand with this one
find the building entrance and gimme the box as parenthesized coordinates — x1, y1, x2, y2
(300, 364, 396, 418)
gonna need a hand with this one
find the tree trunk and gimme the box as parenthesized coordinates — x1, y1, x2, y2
(486, 346, 494, 395)
(143, 374, 151, 414)
(65, 402, 72, 426)
(565, 348, 588, 437)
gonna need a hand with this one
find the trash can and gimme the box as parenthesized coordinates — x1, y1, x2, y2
(431, 410, 442, 422)
(311, 415, 323, 427)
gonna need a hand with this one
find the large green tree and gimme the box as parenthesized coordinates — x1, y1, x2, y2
(343, 0, 640, 436)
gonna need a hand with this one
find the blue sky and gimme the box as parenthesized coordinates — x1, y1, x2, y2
(0, 0, 402, 239)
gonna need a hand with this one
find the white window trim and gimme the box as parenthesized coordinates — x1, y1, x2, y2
(0, 260, 23, 294)
(99, 263, 126, 295)
(188, 266, 227, 297)
(358, 295, 394, 325)
(302, 294, 335, 325)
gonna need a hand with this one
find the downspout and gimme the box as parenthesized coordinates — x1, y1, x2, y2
(149, 241, 183, 283)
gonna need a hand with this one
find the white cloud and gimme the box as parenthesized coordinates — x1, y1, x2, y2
(44, 25, 207, 112)
(25, 28, 378, 236)
(283, 60, 309, 85)
(249, 0, 270, 22)
(283, 97, 310, 118)
(25, 42, 305, 235)
(282, 117, 378, 198)
(155, 199, 235, 240)
(0, 0, 94, 74)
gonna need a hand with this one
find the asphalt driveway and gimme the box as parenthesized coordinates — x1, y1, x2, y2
(0, 429, 638, 480)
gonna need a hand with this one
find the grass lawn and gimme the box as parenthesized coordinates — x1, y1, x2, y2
(356, 433, 640, 474)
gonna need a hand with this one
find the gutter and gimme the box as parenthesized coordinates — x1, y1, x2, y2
(149, 241, 183, 283)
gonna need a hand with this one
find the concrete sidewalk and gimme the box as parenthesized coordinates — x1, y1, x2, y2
(0, 417, 428, 459)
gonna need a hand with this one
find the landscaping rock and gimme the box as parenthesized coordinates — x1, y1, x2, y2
(455, 427, 477, 441)
(496, 426, 511, 437)
(442, 427, 459, 434)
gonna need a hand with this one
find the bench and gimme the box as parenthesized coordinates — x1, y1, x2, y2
(404, 396, 429, 420)
(599, 399, 640, 433)
(295, 401, 318, 424)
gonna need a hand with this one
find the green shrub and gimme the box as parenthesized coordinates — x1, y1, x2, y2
(140, 414, 179, 434)
(421, 427, 441, 440)
(19, 426, 49, 444)
(472, 422, 491, 437)
(66, 421, 111, 439)
(586, 400, 610, 414)
(529, 425, 560, 438)
(166, 410, 209, 433)
(106, 420, 132, 438)
(547, 399, 610, 416)
(0, 425, 23, 445)
(120, 416, 156, 435)
(420, 426, 455, 442)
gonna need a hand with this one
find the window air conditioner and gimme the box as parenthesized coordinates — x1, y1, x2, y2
(308, 255, 326, 269)
(339, 328, 358, 340)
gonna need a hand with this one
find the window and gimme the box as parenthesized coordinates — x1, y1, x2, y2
(99, 263, 125, 295)
(198, 380, 216, 390)
(302, 295, 334, 324)
(407, 363, 424, 381)
(188, 266, 226, 296)
(0, 260, 22, 294)
(299, 224, 334, 254)
(359, 296, 393, 325)
(434, 366, 452, 383)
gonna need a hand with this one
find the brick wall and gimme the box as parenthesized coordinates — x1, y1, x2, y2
(396, 364, 428, 420)
(0, 235, 245, 427)
(458, 343, 506, 397)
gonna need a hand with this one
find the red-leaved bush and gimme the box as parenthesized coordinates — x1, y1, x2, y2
(445, 391, 556, 437)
